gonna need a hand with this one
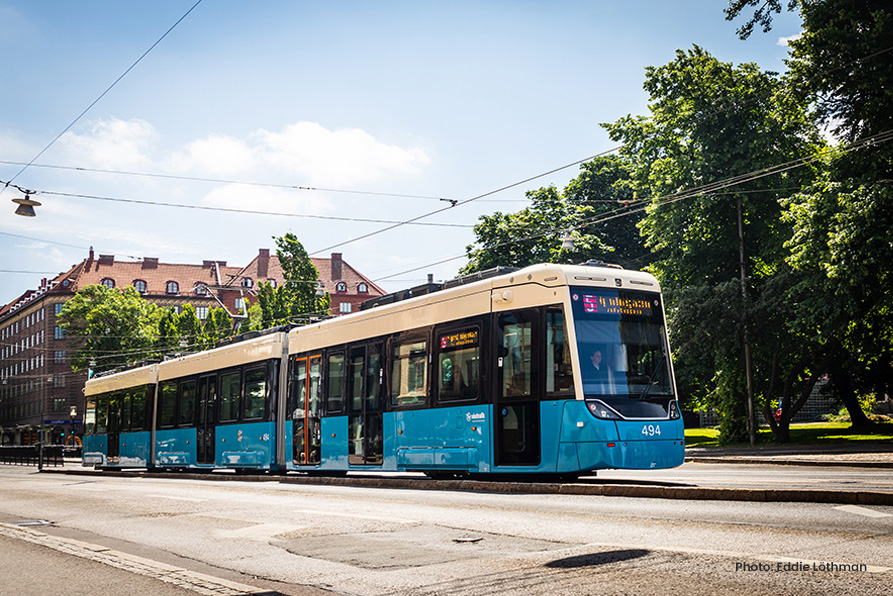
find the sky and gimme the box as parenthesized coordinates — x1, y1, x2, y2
(0, 0, 804, 306)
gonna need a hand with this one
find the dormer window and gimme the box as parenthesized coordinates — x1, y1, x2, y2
(358, 282, 368, 293)
(132, 280, 148, 294)
(194, 284, 209, 296)
(100, 278, 116, 289)
(335, 282, 347, 293)
(165, 281, 180, 295)
(267, 279, 277, 288)
(241, 277, 253, 288)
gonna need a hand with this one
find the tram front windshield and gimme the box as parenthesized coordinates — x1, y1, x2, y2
(570, 287, 674, 419)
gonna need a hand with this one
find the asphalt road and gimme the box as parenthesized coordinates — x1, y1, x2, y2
(1, 465, 892, 596)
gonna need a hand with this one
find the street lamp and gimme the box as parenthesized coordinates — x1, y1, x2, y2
(12, 194, 41, 217)
(69, 405, 77, 445)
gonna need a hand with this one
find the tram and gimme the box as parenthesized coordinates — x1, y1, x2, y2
(83, 262, 684, 475)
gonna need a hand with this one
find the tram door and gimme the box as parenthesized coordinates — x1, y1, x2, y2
(107, 392, 121, 463)
(348, 343, 384, 466)
(196, 374, 217, 465)
(495, 310, 541, 466)
(292, 355, 322, 465)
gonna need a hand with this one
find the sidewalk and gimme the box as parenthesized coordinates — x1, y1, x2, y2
(685, 442, 893, 468)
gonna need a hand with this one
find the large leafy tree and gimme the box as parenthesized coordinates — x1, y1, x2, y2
(461, 155, 642, 274)
(59, 285, 160, 373)
(255, 233, 330, 328)
(727, 0, 893, 426)
(603, 46, 820, 442)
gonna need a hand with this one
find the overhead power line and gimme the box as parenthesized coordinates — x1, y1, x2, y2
(0, 159, 454, 203)
(19, 188, 472, 228)
(371, 129, 893, 284)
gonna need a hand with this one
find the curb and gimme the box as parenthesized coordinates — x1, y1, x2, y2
(40, 467, 893, 506)
(685, 457, 893, 469)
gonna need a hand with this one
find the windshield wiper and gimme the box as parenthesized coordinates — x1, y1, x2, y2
(637, 359, 665, 401)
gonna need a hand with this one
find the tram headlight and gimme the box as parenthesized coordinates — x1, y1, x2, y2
(586, 399, 621, 420)
(669, 400, 680, 420)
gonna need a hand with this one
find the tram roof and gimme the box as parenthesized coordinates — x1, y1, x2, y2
(286, 262, 661, 351)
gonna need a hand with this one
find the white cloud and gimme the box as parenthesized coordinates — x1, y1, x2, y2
(55, 117, 158, 170)
(777, 32, 802, 47)
(254, 122, 431, 187)
(170, 135, 258, 177)
(50, 118, 431, 189)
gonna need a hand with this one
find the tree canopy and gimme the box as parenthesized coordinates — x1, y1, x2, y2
(254, 233, 330, 328)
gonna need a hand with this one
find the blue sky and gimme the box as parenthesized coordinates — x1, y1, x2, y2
(0, 1, 803, 305)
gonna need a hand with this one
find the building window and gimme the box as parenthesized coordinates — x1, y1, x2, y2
(267, 279, 277, 288)
(55, 304, 64, 315)
(165, 281, 180, 295)
(100, 278, 116, 289)
(358, 283, 368, 293)
(196, 306, 209, 320)
(53, 398, 67, 412)
(132, 280, 148, 293)
(339, 302, 352, 314)
(335, 282, 347, 293)
(55, 351, 66, 364)
(241, 277, 253, 288)
(54, 326, 66, 340)
(194, 284, 209, 296)
(234, 298, 245, 311)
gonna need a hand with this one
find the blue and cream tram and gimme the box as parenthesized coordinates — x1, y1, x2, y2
(83, 262, 684, 475)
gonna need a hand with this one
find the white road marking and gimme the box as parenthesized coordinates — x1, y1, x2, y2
(833, 505, 893, 518)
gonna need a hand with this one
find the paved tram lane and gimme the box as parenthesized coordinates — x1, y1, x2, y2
(1, 466, 892, 596)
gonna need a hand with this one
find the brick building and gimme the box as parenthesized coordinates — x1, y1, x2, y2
(0, 249, 381, 446)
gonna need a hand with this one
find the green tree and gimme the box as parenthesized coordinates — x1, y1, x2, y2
(255, 233, 330, 328)
(461, 156, 638, 274)
(202, 307, 234, 348)
(603, 46, 820, 443)
(727, 0, 893, 426)
(58, 285, 159, 373)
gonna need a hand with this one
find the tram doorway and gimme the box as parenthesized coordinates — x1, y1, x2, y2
(495, 309, 541, 466)
(348, 342, 384, 466)
(292, 355, 322, 466)
(196, 374, 217, 465)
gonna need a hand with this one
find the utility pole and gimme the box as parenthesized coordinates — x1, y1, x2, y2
(737, 196, 756, 447)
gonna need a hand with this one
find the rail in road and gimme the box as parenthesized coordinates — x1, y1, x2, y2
(37, 465, 893, 506)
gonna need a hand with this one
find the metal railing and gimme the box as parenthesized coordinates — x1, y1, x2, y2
(0, 444, 66, 468)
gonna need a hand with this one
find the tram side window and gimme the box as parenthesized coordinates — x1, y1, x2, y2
(244, 367, 267, 420)
(437, 328, 480, 402)
(159, 381, 178, 428)
(95, 397, 108, 434)
(85, 399, 97, 434)
(178, 379, 197, 426)
(326, 353, 345, 414)
(121, 390, 132, 432)
(501, 315, 533, 398)
(546, 307, 574, 397)
(219, 370, 241, 422)
(390, 339, 428, 407)
(108, 392, 121, 434)
(131, 387, 147, 431)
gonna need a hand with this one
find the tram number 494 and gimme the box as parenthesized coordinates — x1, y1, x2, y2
(641, 424, 661, 437)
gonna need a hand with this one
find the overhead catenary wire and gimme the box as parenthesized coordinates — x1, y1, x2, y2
(0, 160, 455, 203)
(371, 128, 893, 284)
(12, 188, 473, 229)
